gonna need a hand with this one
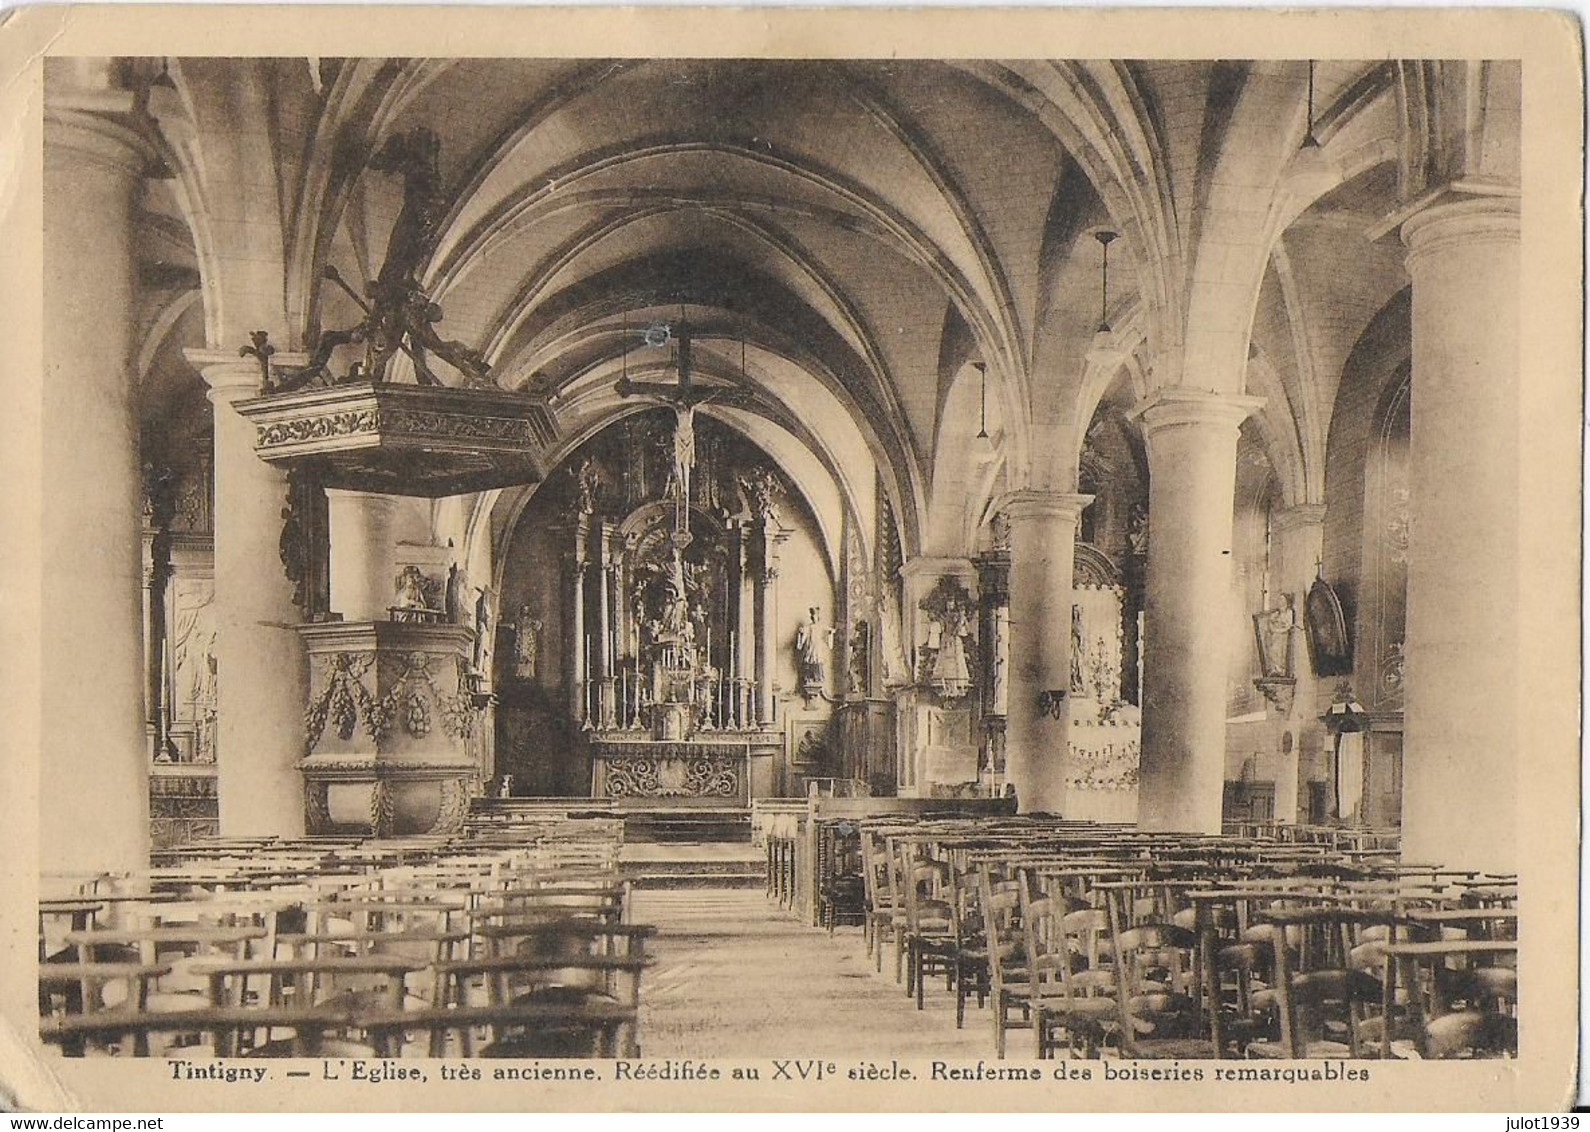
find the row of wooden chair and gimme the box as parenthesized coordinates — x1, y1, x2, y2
(835, 815, 1516, 1061)
(40, 821, 653, 1059)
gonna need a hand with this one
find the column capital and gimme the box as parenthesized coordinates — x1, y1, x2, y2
(324, 487, 399, 514)
(898, 555, 976, 581)
(994, 490, 1093, 526)
(1271, 503, 1328, 534)
(1133, 387, 1265, 434)
(1400, 194, 1520, 268)
(186, 347, 310, 405)
(44, 104, 160, 178)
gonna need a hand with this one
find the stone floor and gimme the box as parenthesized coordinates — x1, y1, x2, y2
(631, 888, 995, 1058)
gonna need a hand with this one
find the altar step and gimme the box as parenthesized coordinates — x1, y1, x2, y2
(620, 808, 753, 844)
(620, 840, 767, 890)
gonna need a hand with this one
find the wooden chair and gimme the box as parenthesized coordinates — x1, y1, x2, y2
(900, 858, 957, 1011)
(1382, 940, 1518, 1059)
(860, 829, 906, 981)
(431, 954, 649, 1057)
(194, 956, 423, 1055)
(1105, 887, 1216, 1059)
(975, 867, 1030, 1059)
(1021, 889, 1117, 1059)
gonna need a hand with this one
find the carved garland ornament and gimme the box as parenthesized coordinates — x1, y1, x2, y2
(256, 409, 536, 451)
(304, 650, 482, 751)
(428, 774, 474, 834)
(304, 779, 332, 833)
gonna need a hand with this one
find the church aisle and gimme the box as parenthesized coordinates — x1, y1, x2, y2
(631, 888, 992, 1059)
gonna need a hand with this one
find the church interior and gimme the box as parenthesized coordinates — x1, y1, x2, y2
(36, 56, 1523, 1062)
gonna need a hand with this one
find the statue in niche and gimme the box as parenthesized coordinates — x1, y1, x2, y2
(172, 585, 219, 763)
(512, 604, 542, 681)
(740, 466, 781, 529)
(918, 577, 975, 699)
(1128, 503, 1150, 557)
(989, 509, 1011, 552)
(795, 606, 832, 694)
(575, 456, 603, 515)
(660, 550, 692, 639)
(849, 619, 872, 697)
(925, 588, 973, 700)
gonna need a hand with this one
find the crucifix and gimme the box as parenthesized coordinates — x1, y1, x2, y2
(615, 317, 757, 538)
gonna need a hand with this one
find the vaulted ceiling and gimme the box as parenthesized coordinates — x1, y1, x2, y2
(134, 57, 1518, 558)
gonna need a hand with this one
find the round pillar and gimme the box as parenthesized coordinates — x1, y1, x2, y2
(188, 352, 311, 838)
(325, 489, 397, 621)
(1399, 197, 1520, 874)
(1001, 491, 1091, 814)
(1136, 389, 1263, 833)
(42, 107, 157, 876)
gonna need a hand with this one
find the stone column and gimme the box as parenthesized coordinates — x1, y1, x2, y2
(1001, 491, 1092, 814)
(567, 520, 588, 723)
(975, 549, 1012, 777)
(189, 351, 312, 838)
(754, 524, 785, 728)
(1136, 389, 1263, 833)
(1399, 197, 1520, 875)
(595, 524, 617, 728)
(41, 103, 157, 875)
(1270, 503, 1327, 826)
(325, 490, 397, 621)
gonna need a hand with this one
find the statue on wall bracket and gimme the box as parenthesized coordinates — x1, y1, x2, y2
(795, 606, 834, 702)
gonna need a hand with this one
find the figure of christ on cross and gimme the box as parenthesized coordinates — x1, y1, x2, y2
(614, 318, 758, 518)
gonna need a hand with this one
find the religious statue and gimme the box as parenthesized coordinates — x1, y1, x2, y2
(444, 562, 470, 625)
(575, 456, 602, 515)
(172, 585, 219, 763)
(660, 550, 692, 640)
(740, 466, 782, 529)
(795, 606, 833, 694)
(989, 509, 1011, 552)
(497, 773, 514, 799)
(395, 565, 432, 611)
(268, 128, 493, 392)
(669, 404, 696, 503)
(471, 588, 490, 669)
(930, 595, 973, 700)
(1254, 592, 1298, 679)
(513, 604, 542, 681)
(1128, 503, 1150, 556)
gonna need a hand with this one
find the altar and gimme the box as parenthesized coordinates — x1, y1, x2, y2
(589, 736, 781, 805)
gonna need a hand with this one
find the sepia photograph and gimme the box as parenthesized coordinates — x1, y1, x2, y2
(0, 5, 1581, 1115)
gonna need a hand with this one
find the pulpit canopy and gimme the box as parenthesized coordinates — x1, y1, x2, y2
(237, 382, 556, 497)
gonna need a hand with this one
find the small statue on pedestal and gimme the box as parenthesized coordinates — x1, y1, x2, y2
(795, 606, 833, 697)
(513, 604, 542, 681)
